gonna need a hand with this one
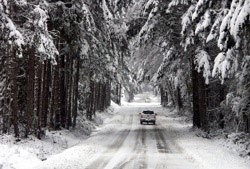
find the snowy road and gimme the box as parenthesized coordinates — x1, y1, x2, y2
(86, 106, 199, 169)
(34, 94, 250, 169)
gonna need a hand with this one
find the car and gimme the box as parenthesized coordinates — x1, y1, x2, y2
(139, 110, 157, 125)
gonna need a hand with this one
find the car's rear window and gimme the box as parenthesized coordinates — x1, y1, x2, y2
(142, 111, 154, 114)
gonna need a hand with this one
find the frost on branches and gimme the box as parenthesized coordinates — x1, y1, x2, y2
(137, 0, 159, 43)
(192, 0, 210, 21)
(195, 10, 211, 36)
(206, 10, 228, 43)
(0, 1, 24, 58)
(212, 52, 230, 83)
(219, 0, 250, 50)
(195, 48, 211, 84)
(5, 17, 24, 58)
(30, 5, 58, 64)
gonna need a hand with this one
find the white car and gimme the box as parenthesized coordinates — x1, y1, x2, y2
(140, 110, 157, 125)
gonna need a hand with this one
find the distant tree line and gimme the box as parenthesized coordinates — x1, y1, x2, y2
(0, 0, 130, 138)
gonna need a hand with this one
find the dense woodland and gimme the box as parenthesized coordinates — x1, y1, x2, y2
(0, 0, 249, 139)
(129, 0, 250, 134)
(0, 0, 131, 138)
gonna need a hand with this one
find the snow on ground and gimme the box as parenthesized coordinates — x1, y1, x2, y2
(0, 92, 249, 169)
(221, 132, 250, 159)
(0, 101, 120, 169)
(162, 111, 250, 169)
(0, 129, 91, 169)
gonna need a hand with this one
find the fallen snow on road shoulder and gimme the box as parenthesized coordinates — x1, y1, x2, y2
(164, 109, 250, 169)
(0, 101, 121, 169)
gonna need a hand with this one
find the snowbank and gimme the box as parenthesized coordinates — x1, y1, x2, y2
(0, 102, 121, 169)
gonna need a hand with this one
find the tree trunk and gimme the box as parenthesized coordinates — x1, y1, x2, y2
(25, 48, 35, 137)
(160, 85, 168, 107)
(192, 55, 207, 131)
(42, 60, 51, 128)
(10, 48, 19, 137)
(2, 47, 12, 134)
(176, 86, 183, 112)
(50, 67, 55, 129)
(60, 55, 66, 128)
(95, 82, 100, 111)
(192, 58, 201, 128)
(67, 55, 74, 128)
(100, 83, 106, 111)
(36, 61, 43, 138)
(167, 81, 175, 106)
(115, 84, 121, 105)
(198, 73, 208, 131)
(0, 48, 7, 134)
(72, 58, 80, 128)
(53, 56, 61, 130)
(106, 80, 111, 107)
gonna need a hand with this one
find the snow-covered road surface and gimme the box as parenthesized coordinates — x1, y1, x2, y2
(34, 94, 250, 169)
(85, 106, 199, 169)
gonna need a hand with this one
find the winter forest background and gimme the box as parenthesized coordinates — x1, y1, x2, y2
(0, 0, 249, 146)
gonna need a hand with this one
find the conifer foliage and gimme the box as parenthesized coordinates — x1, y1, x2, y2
(0, 0, 129, 138)
(127, 0, 250, 133)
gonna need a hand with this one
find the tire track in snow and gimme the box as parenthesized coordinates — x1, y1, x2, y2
(86, 115, 133, 169)
(157, 120, 183, 154)
(154, 115, 198, 169)
(138, 126, 147, 169)
(154, 126, 171, 154)
(111, 116, 147, 169)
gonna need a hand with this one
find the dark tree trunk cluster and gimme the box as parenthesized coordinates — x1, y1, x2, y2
(86, 81, 111, 121)
(20, 48, 82, 138)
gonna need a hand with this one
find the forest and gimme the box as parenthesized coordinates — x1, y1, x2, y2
(0, 0, 249, 140)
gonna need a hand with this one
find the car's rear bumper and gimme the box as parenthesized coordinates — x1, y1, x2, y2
(140, 119, 155, 122)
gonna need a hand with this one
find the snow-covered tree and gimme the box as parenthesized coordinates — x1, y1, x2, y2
(0, 0, 25, 137)
(182, 0, 250, 132)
